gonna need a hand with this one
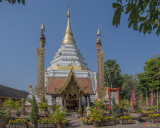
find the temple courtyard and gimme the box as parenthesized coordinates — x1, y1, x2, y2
(65, 112, 160, 128)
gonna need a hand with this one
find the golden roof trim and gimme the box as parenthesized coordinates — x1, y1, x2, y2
(57, 66, 87, 94)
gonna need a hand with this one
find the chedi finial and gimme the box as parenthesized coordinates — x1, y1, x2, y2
(67, 6, 71, 18)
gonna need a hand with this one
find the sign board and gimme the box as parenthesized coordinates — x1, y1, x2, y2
(111, 91, 118, 105)
(108, 87, 120, 109)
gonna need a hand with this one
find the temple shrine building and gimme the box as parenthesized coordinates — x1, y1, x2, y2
(45, 8, 98, 110)
(26, 8, 98, 110)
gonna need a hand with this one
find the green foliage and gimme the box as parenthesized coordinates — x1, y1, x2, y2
(104, 59, 122, 88)
(49, 105, 67, 124)
(111, 97, 118, 118)
(90, 107, 104, 122)
(78, 108, 82, 114)
(3, 99, 15, 110)
(26, 97, 33, 104)
(38, 101, 48, 111)
(90, 100, 105, 122)
(0, 0, 25, 5)
(30, 95, 39, 124)
(137, 56, 160, 96)
(83, 105, 86, 112)
(133, 100, 142, 113)
(121, 74, 139, 99)
(3, 99, 22, 112)
(0, 110, 11, 118)
(112, 0, 160, 36)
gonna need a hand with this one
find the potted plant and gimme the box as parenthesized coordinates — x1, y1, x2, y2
(49, 105, 68, 128)
(78, 108, 82, 116)
(148, 114, 160, 123)
(81, 117, 88, 125)
(30, 95, 39, 128)
(90, 106, 105, 127)
(14, 100, 22, 116)
(0, 109, 11, 128)
(129, 100, 143, 120)
(120, 116, 134, 124)
(102, 116, 115, 126)
(9, 119, 28, 127)
(37, 118, 55, 127)
(2, 98, 22, 117)
(38, 101, 49, 116)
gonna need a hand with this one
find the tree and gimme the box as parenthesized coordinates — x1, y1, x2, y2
(0, 0, 25, 5)
(30, 95, 39, 126)
(104, 59, 122, 88)
(112, 0, 160, 36)
(121, 74, 139, 100)
(137, 55, 160, 96)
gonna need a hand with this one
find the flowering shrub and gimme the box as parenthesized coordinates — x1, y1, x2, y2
(148, 114, 160, 119)
(81, 117, 92, 125)
(9, 119, 28, 125)
(82, 117, 88, 123)
(120, 116, 133, 120)
(103, 116, 115, 121)
(37, 119, 54, 124)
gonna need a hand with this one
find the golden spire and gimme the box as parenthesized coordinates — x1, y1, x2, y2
(62, 7, 75, 44)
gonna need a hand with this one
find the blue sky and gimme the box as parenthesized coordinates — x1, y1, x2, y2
(0, 0, 159, 91)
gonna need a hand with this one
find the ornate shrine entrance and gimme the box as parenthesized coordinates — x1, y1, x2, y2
(57, 67, 86, 110)
(67, 94, 78, 110)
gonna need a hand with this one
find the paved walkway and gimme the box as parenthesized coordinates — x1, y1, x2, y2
(66, 112, 160, 128)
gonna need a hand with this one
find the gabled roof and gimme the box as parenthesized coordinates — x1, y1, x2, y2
(47, 68, 94, 95)
(0, 84, 29, 99)
(57, 67, 86, 94)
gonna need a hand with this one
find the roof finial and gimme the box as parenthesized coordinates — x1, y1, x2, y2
(97, 24, 101, 42)
(41, 24, 45, 35)
(67, 5, 71, 18)
(97, 24, 101, 38)
(62, 7, 75, 44)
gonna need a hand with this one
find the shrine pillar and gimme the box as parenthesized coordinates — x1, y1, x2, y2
(78, 94, 82, 109)
(85, 96, 87, 106)
(64, 94, 67, 109)
(52, 96, 56, 105)
(87, 95, 90, 107)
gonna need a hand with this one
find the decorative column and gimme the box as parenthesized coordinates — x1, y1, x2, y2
(64, 94, 67, 109)
(36, 24, 46, 103)
(132, 91, 135, 110)
(96, 27, 105, 100)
